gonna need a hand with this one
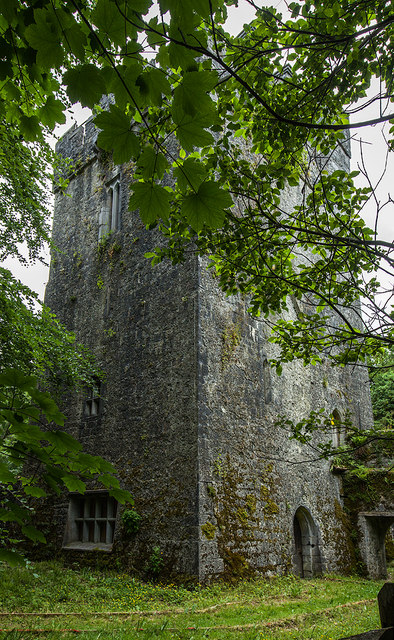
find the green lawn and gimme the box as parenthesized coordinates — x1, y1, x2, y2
(0, 562, 385, 640)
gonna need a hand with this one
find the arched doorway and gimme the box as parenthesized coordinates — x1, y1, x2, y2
(293, 507, 322, 577)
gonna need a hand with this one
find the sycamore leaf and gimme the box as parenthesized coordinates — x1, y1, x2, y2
(0, 502, 31, 523)
(137, 68, 171, 106)
(21, 525, 46, 544)
(168, 42, 198, 70)
(174, 157, 207, 192)
(0, 549, 25, 567)
(0, 461, 16, 484)
(173, 71, 217, 117)
(173, 114, 215, 151)
(45, 431, 82, 453)
(25, 8, 63, 69)
(129, 182, 171, 224)
(181, 181, 232, 231)
(0, 370, 36, 391)
(63, 23, 87, 61)
(19, 115, 42, 142)
(1, 0, 19, 25)
(147, 17, 166, 46)
(137, 146, 169, 180)
(129, 0, 152, 11)
(172, 86, 216, 150)
(98, 473, 120, 489)
(96, 105, 140, 164)
(109, 487, 133, 504)
(29, 389, 65, 425)
(39, 96, 66, 129)
(91, 0, 128, 46)
(61, 474, 86, 493)
(64, 65, 107, 109)
(23, 486, 47, 498)
(106, 64, 143, 109)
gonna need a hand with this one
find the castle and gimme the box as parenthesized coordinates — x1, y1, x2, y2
(43, 114, 393, 581)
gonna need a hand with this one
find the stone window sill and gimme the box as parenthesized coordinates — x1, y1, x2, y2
(62, 542, 113, 552)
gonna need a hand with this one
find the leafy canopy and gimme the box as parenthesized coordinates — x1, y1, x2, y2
(1, 0, 393, 368)
(0, 369, 131, 566)
(2, 0, 394, 555)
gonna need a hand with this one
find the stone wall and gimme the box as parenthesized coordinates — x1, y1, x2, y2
(44, 117, 375, 580)
(46, 117, 201, 575)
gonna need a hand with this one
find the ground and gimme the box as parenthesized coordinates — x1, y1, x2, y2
(0, 561, 390, 640)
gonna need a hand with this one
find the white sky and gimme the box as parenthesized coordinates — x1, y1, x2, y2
(3, 0, 393, 306)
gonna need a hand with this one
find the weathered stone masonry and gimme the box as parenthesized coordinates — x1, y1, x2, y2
(43, 115, 383, 580)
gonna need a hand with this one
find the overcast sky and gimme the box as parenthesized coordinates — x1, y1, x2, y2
(3, 0, 393, 305)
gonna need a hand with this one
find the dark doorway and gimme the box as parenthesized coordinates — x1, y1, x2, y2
(294, 514, 304, 576)
(293, 507, 322, 577)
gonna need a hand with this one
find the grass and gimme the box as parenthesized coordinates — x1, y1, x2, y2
(0, 561, 386, 640)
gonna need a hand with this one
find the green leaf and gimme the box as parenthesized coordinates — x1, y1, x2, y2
(98, 473, 120, 489)
(181, 181, 232, 231)
(21, 525, 46, 544)
(173, 71, 217, 117)
(137, 68, 171, 106)
(96, 105, 140, 164)
(137, 146, 169, 180)
(174, 157, 208, 192)
(173, 113, 215, 151)
(0, 503, 31, 524)
(147, 17, 167, 46)
(62, 474, 86, 493)
(168, 42, 198, 70)
(19, 116, 42, 142)
(109, 487, 133, 504)
(0, 549, 25, 567)
(63, 22, 87, 61)
(39, 96, 66, 129)
(91, 0, 128, 46)
(23, 486, 47, 498)
(45, 431, 82, 454)
(129, 0, 153, 12)
(0, 461, 16, 484)
(106, 64, 143, 109)
(0, 0, 19, 25)
(129, 182, 171, 224)
(64, 65, 107, 109)
(25, 8, 63, 69)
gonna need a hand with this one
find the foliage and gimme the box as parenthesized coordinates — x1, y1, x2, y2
(145, 545, 164, 577)
(0, 369, 132, 566)
(0, 561, 385, 639)
(1, 0, 394, 368)
(0, 268, 102, 391)
(370, 351, 394, 428)
(276, 409, 393, 474)
(121, 508, 142, 536)
(0, 120, 53, 264)
(2, 0, 394, 560)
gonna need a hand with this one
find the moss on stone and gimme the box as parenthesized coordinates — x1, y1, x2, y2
(245, 494, 257, 514)
(201, 522, 217, 540)
(221, 323, 241, 369)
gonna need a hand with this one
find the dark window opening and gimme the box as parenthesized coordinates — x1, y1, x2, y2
(84, 379, 102, 418)
(63, 492, 117, 550)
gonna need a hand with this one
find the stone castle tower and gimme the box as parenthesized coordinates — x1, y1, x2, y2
(44, 114, 378, 581)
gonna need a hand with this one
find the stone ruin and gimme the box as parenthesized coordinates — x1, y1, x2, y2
(42, 114, 393, 580)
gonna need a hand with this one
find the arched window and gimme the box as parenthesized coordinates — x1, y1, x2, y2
(99, 176, 121, 239)
(331, 409, 343, 447)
